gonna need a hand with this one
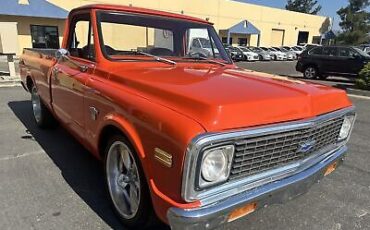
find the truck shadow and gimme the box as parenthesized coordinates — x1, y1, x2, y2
(8, 100, 169, 230)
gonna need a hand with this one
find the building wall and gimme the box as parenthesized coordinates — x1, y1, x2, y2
(0, 22, 19, 54)
(1, 0, 329, 54)
(0, 15, 65, 54)
(47, 0, 329, 47)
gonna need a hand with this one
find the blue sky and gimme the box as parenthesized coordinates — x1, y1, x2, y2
(235, 0, 351, 30)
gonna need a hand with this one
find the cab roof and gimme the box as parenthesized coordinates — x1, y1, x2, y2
(71, 4, 212, 25)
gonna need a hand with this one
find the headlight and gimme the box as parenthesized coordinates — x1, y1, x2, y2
(338, 115, 355, 141)
(199, 145, 234, 188)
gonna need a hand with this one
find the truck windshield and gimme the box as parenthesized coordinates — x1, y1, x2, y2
(96, 11, 231, 63)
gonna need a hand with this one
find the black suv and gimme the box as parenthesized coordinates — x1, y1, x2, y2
(296, 46, 370, 79)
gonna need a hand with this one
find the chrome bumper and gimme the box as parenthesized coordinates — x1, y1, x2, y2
(167, 146, 347, 230)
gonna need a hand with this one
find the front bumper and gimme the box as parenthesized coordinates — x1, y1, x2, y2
(167, 145, 347, 230)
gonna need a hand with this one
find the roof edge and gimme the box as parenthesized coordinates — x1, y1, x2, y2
(71, 4, 212, 24)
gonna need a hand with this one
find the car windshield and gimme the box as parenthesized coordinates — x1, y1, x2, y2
(354, 47, 370, 57)
(260, 47, 269, 51)
(96, 11, 231, 63)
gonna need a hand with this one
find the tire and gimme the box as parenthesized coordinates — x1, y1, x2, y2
(104, 135, 158, 229)
(30, 85, 56, 128)
(303, 66, 319, 79)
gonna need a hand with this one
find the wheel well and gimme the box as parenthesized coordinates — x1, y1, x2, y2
(26, 76, 34, 91)
(98, 125, 129, 159)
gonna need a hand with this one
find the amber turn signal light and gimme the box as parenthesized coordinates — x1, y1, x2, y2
(324, 162, 338, 176)
(228, 202, 257, 222)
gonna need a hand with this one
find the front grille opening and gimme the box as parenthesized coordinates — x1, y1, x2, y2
(229, 117, 344, 181)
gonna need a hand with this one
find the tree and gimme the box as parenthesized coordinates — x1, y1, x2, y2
(285, 0, 322, 15)
(336, 0, 370, 45)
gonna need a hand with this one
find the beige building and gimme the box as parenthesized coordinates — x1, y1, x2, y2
(0, 0, 331, 55)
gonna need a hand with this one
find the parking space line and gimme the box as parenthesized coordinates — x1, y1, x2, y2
(348, 94, 370, 100)
(0, 150, 44, 161)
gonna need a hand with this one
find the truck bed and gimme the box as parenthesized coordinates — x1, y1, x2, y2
(23, 48, 57, 59)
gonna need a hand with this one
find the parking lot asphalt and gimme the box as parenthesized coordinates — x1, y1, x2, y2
(1, 87, 370, 230)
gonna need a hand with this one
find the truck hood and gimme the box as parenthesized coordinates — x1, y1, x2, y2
(108, 64, 352, 132)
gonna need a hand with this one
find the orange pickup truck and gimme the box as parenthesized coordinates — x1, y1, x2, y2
(20, 4, 356, 230)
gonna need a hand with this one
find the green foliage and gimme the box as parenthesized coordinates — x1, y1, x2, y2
(285, 0, 322, 15)
(356, 63, 370, 90)
(337, 0, 370, 45)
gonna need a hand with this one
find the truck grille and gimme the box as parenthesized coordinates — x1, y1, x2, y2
(229, 116, 344, 181)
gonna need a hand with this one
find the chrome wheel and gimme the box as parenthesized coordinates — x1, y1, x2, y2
(304, 67, 317, 79)
(106, 141, 141, 219)
(31, 87, 42, 123)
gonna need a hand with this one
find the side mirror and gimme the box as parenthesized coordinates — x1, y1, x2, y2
(55, 48, 70, 61)
(54, 48, 88, 72)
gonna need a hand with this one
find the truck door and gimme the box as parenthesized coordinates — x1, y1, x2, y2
(51, 13, 95, 139)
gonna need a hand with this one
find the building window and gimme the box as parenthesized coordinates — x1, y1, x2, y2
(221, 37, 233, 45)
(238, 38, 248, 46)
(30, 25, 60, 49)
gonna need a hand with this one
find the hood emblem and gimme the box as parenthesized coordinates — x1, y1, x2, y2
(298, 139, 316, 153)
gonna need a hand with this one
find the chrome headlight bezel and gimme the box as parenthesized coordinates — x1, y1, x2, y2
(338, 113, 356, 142)
(197, 145, 235, 189)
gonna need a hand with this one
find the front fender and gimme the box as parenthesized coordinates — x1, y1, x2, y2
(98, 112, 146, 159)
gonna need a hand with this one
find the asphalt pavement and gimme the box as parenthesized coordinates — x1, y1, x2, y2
(0, 87, 369, 230)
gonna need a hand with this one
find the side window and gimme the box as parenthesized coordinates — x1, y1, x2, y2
(186, 28, 219, 58)
(68, 14, 95, 61)
(322, 47, 337, 57)
(309, 47, 323, 55)
(191, 39, 201, 48)
(338, 48, 357, 58)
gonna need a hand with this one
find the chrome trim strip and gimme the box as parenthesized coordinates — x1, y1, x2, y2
(181, 106, 355, 204)
(170, 146, 347, 230)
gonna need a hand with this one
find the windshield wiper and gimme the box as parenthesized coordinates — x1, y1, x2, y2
(135, 51, 176, 65)
(182, 56, 226, 66)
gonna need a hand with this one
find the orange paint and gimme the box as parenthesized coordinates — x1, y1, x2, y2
(19, 4, 353, 224)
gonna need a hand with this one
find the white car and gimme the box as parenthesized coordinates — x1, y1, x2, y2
(189, 37, 219, 57)
(276, 47, 297, 60)
(283, 46, 303, 56)
(267, 47, 287, 61)
(237, 46, 259, 61)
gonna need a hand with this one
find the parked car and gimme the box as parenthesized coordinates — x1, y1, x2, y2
(20, 4, 356, 230)
(296, 45, 370, 79)
(266, 47, 287, 60)
(237, 46, 260, 61)
(365, 47, 370, 55)
(283, 46, 303, 56)
(273, 47, 296, 60)
(248, 46, 271, 61)
(189, 37, 220, 58)
(224, 45, 244, 61)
